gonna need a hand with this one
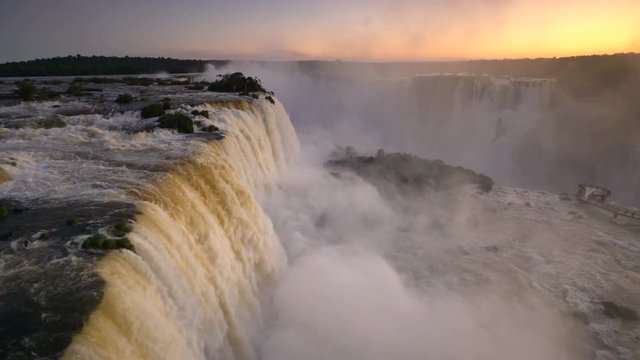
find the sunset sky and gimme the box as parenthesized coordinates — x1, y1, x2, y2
(1, 0, 639, 62)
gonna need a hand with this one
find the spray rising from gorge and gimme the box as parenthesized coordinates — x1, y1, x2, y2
(1, 55, 639, 360)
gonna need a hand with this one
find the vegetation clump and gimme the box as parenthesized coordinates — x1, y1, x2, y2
(158, 113, 194, 133)
(33, 87, 61, 101)
(66, 217, 79, 226)
(82, 234, 135, 251)
(115, 93, 134, 104)
(36, 115, 66, 129)
(140, 103, 166, 118)
(113, 221, 133, 237)
(65, 83, 84, 96)
(207, 72, 267, 93)
(200, 125, 219, 133)
(265, 95, 275, 104)
(123, 77, 154, 86)
(0, 205, 8, 220)
(15, 81, 37, 100)
(186, 83, 206, 91)
(326, 148, 494, 194)
(191, 110, 210, 118)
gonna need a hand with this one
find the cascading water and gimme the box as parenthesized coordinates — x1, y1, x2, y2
(62, 100, 299, 360)
(0, 81, 299, 360)
(2, 70, 638, 360)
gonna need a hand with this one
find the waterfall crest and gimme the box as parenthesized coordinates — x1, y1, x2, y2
(63, 99, 299, 360)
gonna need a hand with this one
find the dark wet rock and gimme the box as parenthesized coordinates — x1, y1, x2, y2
(600, 301, 639, 322)
(36, 116, 66, 129)
(112, 221, 133, 237)
(14, 81, 37, 101)
(191, 110, 210, 119)
(186, 83, 206, 91)
(559, 193, 573, 201)
(115, 93, 134, 104)
(484, 245, 500, 253)
(0, 205, 8, 220)
(66, 217, 79, 226)
(326, 147, 494, 194)
(82, 234, 135, 251)
(158, 113, 194, 134)
(265, 95, 275, 104)
(65, 84, 84, 97)
(200, 125, 219, 133)
(36, 88, 61, 101)
(207, 72, 267, 93)
(140, 103, 165, 118)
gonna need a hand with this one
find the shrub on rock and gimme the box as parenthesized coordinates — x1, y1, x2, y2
(115, 93, 134, 104)
(207, 72, 267, 93)
(65, 84, 84, 96)
(201, 125, 219, 133)
(158, 113, 194, 133)
(83, 234, 135, 251)
(191, 110, 210, 118)
(113, 221, 133, 237)
(15, 81, 37, 100)
(140, 103, 165, 118)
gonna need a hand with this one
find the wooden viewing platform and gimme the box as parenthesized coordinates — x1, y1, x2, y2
(577, 184, 640, 221)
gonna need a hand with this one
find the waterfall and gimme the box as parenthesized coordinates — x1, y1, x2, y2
(62, 100, 299, 360)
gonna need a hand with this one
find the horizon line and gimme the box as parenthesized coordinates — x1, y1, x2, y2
(2, 51, 639, 65)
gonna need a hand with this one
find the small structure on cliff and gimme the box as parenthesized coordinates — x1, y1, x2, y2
(578, 184, 640, 221)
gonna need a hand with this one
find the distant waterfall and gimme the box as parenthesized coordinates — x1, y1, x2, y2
(63, 100, 299, 360)
(402, 74, 554, 185)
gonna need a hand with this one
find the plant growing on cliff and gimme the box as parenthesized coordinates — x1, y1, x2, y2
(83, 234, 135, 251)
(113, 221, 133, 237)
(115, 93, 134, 104)
(207, 72, 267, 93)
(158, 113, 194, 133)
(65, 83, 84, 96)
(0, 205, 8, 220)
(140, 103, 165, 118)
(15, 81, 37, 100)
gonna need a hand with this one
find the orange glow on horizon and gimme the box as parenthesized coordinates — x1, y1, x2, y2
(229, 0, 640, 62)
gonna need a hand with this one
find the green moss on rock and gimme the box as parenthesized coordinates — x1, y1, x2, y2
(113, 221, 133, 237)
(83, 234, 135, 252)
(65, 84, 84, 97)
(140, 103, 166, 118)
(158, 113, 194, 134)
(15, 81, 37, 101)
(115, 93, 134, 104)
(200, 125, 219, 133)
(207, 72, 267, 93)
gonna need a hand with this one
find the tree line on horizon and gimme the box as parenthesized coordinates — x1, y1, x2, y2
(0, 55, 229, 77)
(1, 53, 638, 79)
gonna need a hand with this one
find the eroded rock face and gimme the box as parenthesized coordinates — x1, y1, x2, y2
(326, 147, 494, 195)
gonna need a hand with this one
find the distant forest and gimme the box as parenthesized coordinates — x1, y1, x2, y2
(1, 54, 639, 91)
(0, 55, 229, 77)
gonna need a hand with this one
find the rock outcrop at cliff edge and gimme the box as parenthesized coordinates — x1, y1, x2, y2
(326, 147, 494, 194)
